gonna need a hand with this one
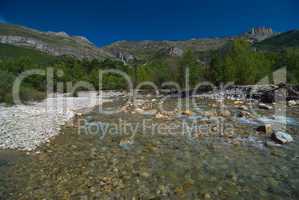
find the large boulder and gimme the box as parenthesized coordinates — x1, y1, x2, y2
(271, 131, 294, 144)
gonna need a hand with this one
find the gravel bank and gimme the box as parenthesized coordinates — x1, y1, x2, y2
(0, 91, 121, 151)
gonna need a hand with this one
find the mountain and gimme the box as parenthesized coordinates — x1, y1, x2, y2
(255, 30, 299, 50)
(2, 23, 295, 63)
(0, 23, 232, 62)
(242, 27, 275, 43)
(0, 23, 112, 60)
(101, 27, 277, 63)
(102, 38, 230, 63)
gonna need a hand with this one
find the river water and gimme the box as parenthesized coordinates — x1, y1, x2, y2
(1, 96, 299, 199)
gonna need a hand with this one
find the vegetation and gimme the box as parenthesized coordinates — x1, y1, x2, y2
(207, 39, 274, 85)
(0, 38, 298, 104)
(256, 30, 299, 50)
(0, 43, 57, 64)
(0, 54, 131, 104)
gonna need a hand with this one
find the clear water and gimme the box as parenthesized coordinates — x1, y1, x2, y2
(1, 98, 299, 199)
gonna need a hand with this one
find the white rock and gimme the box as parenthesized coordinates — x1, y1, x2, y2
(258, 103, 273, 110)
(271, 131, 294, 144)
(288, 100, 297, 107)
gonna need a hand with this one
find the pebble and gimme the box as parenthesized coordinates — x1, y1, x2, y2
(0, 91, 121, 151)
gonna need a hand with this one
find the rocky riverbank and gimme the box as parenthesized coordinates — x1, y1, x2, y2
(0, 91, 122, 151)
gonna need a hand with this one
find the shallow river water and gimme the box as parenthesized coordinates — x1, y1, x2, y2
(1, 96, 299, 199)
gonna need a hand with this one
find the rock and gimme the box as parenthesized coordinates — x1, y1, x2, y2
(142, 109, 157, 116)
(0, 34, 101, 59)
(258, 103, 273, 110)
(247, 27, 274, 42)
(135, 108, 145, 114)
(239, 111, 254, 118)
(204, 193, 211, 199)
(75, 112, 83, 117)
(234, 100, 243, 105)
(288, 100, 297, 107)
(202, 111, 216, 118)
(119, 138, 134, 150)
(271, 131, 294, 144)
(168, 47, 184, 57)
(256, 124, 273, 135)
(219, 110, 231, 118)
(155, 113, 168, 119)
(181, 110, 193, 116)
(211, 103, 218, 108)
(140, 171, 150, 178)
(232, 140, 241, 146)
(238, 105, 249, 111)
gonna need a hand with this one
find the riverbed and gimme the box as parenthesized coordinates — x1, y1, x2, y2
(1, 94, 299, 199)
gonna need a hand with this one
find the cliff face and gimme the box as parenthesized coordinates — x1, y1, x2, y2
(244, 27, 275, 42)
(0, 23, 111, 60)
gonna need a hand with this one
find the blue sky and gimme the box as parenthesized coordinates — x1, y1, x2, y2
(0, 0, 298, 46)
(0, 15, 7, 23)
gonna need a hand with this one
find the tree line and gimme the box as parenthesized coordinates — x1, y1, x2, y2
(0, 39, 298, 104)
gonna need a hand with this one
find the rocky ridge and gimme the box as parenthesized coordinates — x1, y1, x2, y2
(244, 27, 275, 42)
(0, 23, 286, 62)
(0, 23, 112, 60)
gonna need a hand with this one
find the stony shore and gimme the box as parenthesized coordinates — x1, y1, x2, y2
(0, 91, 122, 151)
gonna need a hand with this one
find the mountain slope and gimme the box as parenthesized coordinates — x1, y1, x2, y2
(102, 38, 230, 63)
(102, 27, 278, 63)
(0, 23, 111, 60)
(0, 43, 58, 64)
(255, 30, 299, 50)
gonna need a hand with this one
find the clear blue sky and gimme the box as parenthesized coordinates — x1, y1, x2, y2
(0, 0, 298, 46)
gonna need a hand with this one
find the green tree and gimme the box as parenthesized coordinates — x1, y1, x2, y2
(179, 49, 202, 87)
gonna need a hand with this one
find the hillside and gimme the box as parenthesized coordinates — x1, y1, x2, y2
(102, 38, 230, 63)
(0, 23, 111, 60)
(0, 43, 58, 64)
(256, 30, 299, 50)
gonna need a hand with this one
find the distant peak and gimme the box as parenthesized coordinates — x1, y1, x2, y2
(249, 27, 273, 35)
(243, 26, 275, 42)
